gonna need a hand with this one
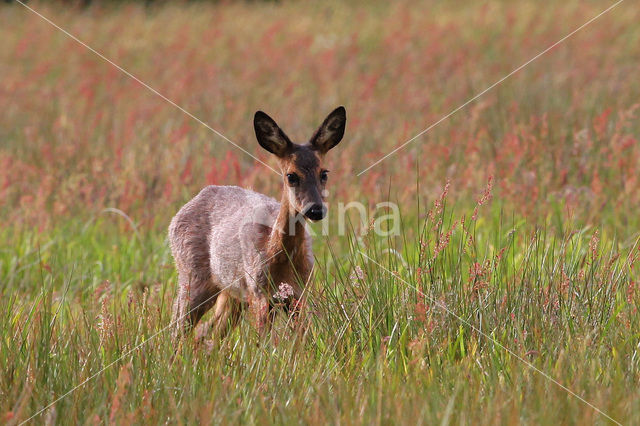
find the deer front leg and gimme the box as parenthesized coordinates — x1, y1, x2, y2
(248, 291, 271, 337)
(243, 266, 275, 337)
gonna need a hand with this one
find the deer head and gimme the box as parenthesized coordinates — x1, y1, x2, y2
(254, 106, 346, 222)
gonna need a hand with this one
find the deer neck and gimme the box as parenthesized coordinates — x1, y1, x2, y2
(267, 188, 308, 264)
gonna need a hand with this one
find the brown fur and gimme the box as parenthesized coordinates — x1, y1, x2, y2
(169, 107, 346, 339)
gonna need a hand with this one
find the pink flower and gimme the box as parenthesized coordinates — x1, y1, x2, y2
(350, 266, 365, 282)
(274, 283, 295, 301)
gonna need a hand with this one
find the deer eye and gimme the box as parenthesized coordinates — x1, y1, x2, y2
(320, 170, 329, 183)
(286, 173, 300, 186)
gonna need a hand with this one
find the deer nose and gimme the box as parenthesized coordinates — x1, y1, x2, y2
(304, 204, 326, 221)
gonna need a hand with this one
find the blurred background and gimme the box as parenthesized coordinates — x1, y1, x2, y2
(1, 0, 639, 231)
(2, 2, 640, 424)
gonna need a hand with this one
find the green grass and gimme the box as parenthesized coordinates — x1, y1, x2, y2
(2, 200, 639, 424)
(2, 0, 640, 423)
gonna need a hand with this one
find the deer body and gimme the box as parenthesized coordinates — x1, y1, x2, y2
(170, 107, 346, 338)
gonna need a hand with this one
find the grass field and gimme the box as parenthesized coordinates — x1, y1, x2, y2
(1, 0, 640, 424)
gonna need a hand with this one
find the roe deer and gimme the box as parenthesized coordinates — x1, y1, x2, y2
(169, 106, 346, 338)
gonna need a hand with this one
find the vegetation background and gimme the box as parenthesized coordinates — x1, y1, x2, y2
(1, 0, 639, 424)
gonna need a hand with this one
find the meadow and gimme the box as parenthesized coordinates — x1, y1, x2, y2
(1, 0, 639, 424)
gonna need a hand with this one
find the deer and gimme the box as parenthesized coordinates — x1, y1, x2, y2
(169, 106, 346, 340)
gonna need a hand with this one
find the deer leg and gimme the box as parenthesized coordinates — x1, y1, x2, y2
(195, 290, 241, 341)
(248, 292, 271, 337)
(188, 285, 217, 328)
(171, 275, 190, 339)
(172, 274, 217, 338)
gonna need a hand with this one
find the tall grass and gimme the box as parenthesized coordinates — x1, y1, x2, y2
(2, 196, 639, 423)
(1, 0, 640, 424)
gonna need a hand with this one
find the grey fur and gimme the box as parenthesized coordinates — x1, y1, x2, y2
(168, 185, 312, 336)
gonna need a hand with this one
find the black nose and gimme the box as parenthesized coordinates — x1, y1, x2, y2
(304, 204, 326, 221)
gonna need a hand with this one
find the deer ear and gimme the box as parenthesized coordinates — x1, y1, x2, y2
(309, 106, 346, 154)
(254, 111, 293, 157)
